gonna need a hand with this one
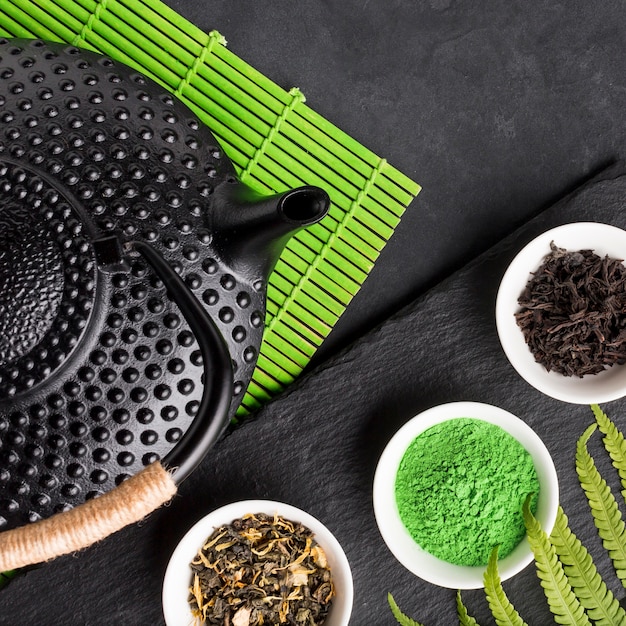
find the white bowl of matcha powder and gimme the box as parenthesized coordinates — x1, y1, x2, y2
(373, 401, 559, 589)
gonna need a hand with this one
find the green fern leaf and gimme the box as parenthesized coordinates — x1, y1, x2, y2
(523, 496, 591, 625)
(592, 404, 626, 501)
(577, 423, 626, 585)
(550, 505, 626, 625)
(388, 593, 426, 626)
(483, 546, 528, 626)
(456, 590, 482, 626)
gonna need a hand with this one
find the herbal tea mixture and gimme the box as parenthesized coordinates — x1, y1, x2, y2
(515, 242, 626, 377)
(395, 418, 539, 566)
(189, 512, 334, 626)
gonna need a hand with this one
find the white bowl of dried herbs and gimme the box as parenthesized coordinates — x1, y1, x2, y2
(373, 401, 559, 589)
(162, 499, 353, 626)
(496, 222, 626, 404)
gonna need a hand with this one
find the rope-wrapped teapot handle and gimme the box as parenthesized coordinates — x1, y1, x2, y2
(0, 463, 176, 571)
(0, 242, 233, 572)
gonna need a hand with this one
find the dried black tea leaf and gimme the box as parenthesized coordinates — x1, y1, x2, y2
(188, 512, 335, 625)
(515, 242, 626, 377)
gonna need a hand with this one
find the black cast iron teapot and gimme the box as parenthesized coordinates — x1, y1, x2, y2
(0, 38, 329, 570)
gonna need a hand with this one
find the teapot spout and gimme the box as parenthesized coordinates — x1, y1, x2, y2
(279, 185, 330, 225)
(212, 182, 330, 281)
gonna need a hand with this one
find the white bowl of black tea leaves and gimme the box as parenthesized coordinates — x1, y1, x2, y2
(496, 222, 626, 403)
(162, 499, 353, 626)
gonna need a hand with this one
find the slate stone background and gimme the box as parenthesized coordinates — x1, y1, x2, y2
(1, 1, 626, 625)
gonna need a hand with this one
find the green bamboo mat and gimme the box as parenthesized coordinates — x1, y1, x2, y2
(0, 0, 420, 418)
(0, 570, 16, 590)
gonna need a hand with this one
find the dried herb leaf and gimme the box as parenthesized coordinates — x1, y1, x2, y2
(515, 243, 626, 377)
(188, 512, 334, 625)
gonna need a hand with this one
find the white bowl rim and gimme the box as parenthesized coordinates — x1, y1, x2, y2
(162, 499, 353, 626)
(496, 221, 626, 404)
(372, 401, 559, 589)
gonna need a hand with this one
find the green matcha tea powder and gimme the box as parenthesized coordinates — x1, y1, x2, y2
(395, 417, 539, 566)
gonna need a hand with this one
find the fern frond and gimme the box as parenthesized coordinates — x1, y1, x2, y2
(388, 593, 426, 626)
(456, 590, 482, 626)
(577, 423, 626, 585)
(550, 505, 626, 625)
(523, 496, 591, 625)
(483, 546, 528, 626)
(592, 404, 626, 501)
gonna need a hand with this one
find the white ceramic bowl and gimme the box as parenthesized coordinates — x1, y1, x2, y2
(162, 499, 353, 626)
(496, 222, 626, 404)
(373, 401, 558, 589)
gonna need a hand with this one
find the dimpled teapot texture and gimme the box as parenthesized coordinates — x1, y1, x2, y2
(0, 38, 291, 531)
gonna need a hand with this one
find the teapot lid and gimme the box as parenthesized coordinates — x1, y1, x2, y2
(0, 164, 98, 397)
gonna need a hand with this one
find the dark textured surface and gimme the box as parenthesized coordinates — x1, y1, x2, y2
(2, 163, 626, 625)
(1, 1, 626, 624)
(0, 184, 89, 376)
